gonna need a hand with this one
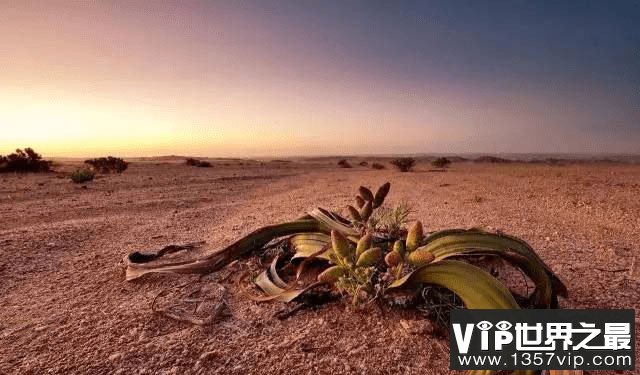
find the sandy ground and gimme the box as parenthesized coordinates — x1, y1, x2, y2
(1, 160, 639, 374)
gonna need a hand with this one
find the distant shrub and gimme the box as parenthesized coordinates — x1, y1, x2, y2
(0, 148, 52, 173)
(337, 159, 352, 168)
(390, 157, 415, 172)
(185, 158, 212, 167)
(70, 169, 95, 183)
(431, 157, 451, 169)
(371, 162, 385, 170)
(185, 158, 199, 166)
(85, 156, 128, 173)
(359, 161, 368, 166)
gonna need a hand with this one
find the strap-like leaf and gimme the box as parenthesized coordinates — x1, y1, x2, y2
(125, 219, 326, 280)
(389, 260, 519, 309)
(418, 229, 567, 307)
(250, 271, 326, 303)
(308, 208, 359, 237)
(268, 256, 290, 289)
(248, 271, 304, 302)
(290, 233, 332, 260)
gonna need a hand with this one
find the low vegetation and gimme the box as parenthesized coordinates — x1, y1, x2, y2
(371, 162, 385, 170)
(70, 169, 95, 183)
(127, 182, 567, 347)
(390, 157, 415, 172)
(185, 158, 212, 167)
(431, 157, 451, 168)
(358, 161, 368, 166)
(85, 156, 128, 173)
(337, 159, 352, 168)
(474, 155, 512, 163)
(367, 201, 413, 237)
(0, 148, 51, 173)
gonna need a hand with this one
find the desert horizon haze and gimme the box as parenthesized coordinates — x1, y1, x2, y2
(1, 1, 639, 157)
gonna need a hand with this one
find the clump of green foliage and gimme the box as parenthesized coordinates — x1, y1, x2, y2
(368, 201, 414, 237)
(431, 157, 451, 168)
(85, 157, 128, 173)
(390, 157, 415, 172)
(0, 148, 51, 173)
(70, 169, 95, 183)
(185, 158, 212, 167)
(337, 159, 352, 168)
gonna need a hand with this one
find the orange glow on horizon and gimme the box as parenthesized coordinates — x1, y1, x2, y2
(1, 2, 638, 157)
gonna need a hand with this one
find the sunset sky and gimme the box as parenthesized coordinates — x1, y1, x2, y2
(1, 1, 639, 157)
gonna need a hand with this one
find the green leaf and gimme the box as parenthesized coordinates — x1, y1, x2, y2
(418, 229, 566, 307)
(389, 260, 519, 309)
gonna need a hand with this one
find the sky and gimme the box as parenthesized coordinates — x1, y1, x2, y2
(1, 0, 639, 157)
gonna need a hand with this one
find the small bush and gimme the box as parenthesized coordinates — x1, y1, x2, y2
(359, 161, 368, 166)
(390, 157, 415, 172)
(0, 148, 51, 173)
(431, 157, 451, 169)
(185, 158, 212, 167)
(337, 159, 352, 168)
(371, 162, 385, 170)
(70, 169, 95, 183)
(85, 157, 128, 173)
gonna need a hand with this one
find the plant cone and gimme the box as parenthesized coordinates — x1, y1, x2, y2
(406, 221, 424, 252)
(356, 247, 382, 267)
(355, 195, 365, 209)
(406, 249, 435, 267)
(393, 240, 406, 258)
(347, 205, 362, 222)
(356, 233, 372, 258)
(331, 230, 353, 259)
(373, 182, 391, 208)
(317, 266, 347, 283)
(358, 186, 374, 202)
(385, 250, 402, 268)
(360, 201, 373, 221)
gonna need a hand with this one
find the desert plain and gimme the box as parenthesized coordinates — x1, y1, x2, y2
(1, 158, 639, 374)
